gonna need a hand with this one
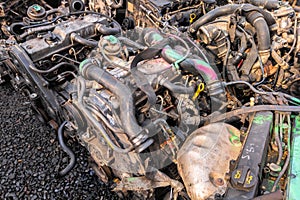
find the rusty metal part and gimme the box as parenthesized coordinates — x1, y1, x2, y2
(177, 123, 242, 200)
(113, 170, 184, 199)
(264, 61, 278, 77)
(251, 50, 270, 81)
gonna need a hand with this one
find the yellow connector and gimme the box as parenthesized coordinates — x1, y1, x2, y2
(192, 83, 205, 101)
(189, 13, 196, 24)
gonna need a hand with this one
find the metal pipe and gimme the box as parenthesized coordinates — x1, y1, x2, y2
(274, 113, 283, 165)
(209, 105, 300, 123)
(29, 62, 77, 74)
(272, 115, 291, 192)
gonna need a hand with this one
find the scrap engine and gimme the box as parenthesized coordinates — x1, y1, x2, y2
(1, 0, 300, 199)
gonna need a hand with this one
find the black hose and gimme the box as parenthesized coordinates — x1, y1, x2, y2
(10, 22, 26, 36)
(232, 34, 247, 65)
(239, 39, 258, 76)
(245, 10, 270, 51)
(161, 79, 195, 94)
(189, 4, 240, 33)
(19, 24, 56, 39)
(96, 22, 121, 35)
(57, 121, 76, 177)
(71, 33, 98, 47)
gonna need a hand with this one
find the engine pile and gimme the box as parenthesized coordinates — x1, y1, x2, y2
(1, 0, 300, 199)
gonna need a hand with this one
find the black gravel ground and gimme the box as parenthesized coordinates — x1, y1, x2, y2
(0, 83, 119, 200)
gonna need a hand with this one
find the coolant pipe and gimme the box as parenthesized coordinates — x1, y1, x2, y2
(79, 59, 153, 149)
(57, 121, 76, 177)
(161, 47, 218, 83)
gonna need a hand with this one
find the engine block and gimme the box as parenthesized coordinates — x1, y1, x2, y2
(1, 0, 300, 200)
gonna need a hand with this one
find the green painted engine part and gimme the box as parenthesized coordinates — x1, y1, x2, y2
(287, 115, 300, 200)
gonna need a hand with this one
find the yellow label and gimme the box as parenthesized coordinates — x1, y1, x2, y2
(127, 2, 134, 13)
(234, 170, 241, 179)
(246, 175, 253, 184)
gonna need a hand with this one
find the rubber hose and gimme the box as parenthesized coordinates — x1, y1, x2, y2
(161, 47, 218, 83)
(10, 22, 26, 36)
(58, 121, 76, 177)
(97, 22, 121, 35)
(161, 79, 195, 94)
(190, 4, 240, 33)
(71, 33, 98, 47)
(19, 25, 55, 39)
(245, 10, 270, 51)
